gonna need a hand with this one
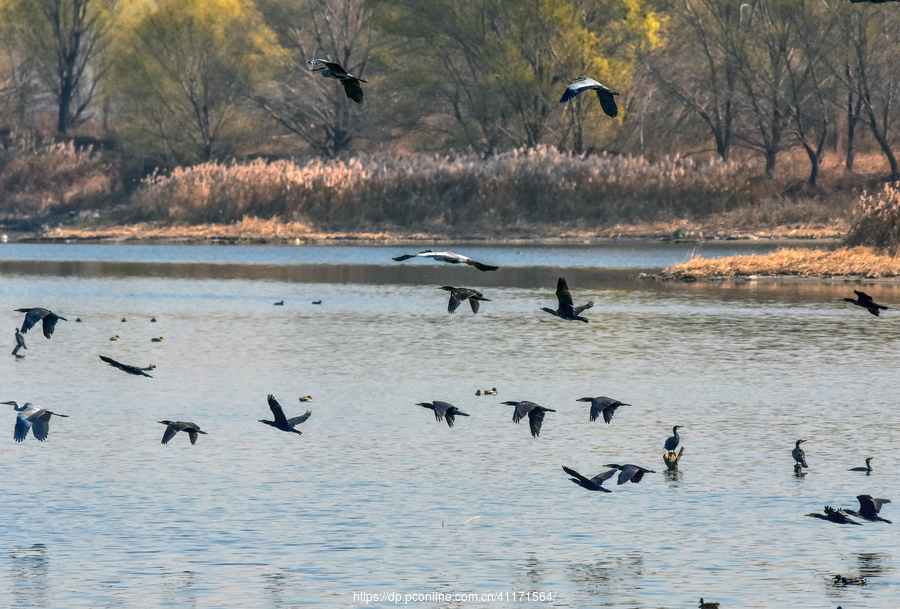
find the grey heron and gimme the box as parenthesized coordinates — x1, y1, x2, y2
(308, 59, 367, 104)
(559, 77, 619, 117)
(392, 250, 499, 272)
(4, 401, 68, 442)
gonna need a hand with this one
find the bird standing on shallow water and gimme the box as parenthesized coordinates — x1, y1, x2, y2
(308, 59, 367, 104)
(16, 307, 67, 339)
(159, 421, 207, 445)
(12, 328, 26, 356)
(844, 495, 892, 523)
(503, 400, 556, 438)
(440, 286, 491, 314)
(806, 506, 861, 525)
(99, 355, 155, 377)
(664, 425, 683, 452)
(849, 457, 873, 473)
(561, 465, 615, 492)
(793, 439, 808, 470)
(417, 401, 469, 428)
(559, 77, 619, 118)
(842, 290, 888, 316)
(541, 277, 594, 322)
(392, 250, 499, 272)
(578, 397, 629, 424)
(260, 395, 312, 435)
(3, 401, 68, 442)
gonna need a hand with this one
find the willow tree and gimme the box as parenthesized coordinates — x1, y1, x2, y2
(107, 0, 281, 164)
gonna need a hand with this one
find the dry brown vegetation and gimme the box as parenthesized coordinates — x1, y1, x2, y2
(0, 139, 115, 217)
(661, 247, 900, 280)
(845, 182, 900, 250)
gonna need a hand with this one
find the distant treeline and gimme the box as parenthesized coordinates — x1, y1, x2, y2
(0, 0, 899, 184)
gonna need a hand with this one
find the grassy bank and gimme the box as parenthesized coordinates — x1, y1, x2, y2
(661, 247, 900, 280)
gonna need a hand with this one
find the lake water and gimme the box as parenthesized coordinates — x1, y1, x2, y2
(0, 243, 897, 608)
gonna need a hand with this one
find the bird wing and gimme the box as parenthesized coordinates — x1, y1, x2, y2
(512, 402, 532, 424)
(14, 414, 32, 442)
(447, 291, 462, 313)
(854, 290, 874, 304)
(555, 277, 575, 313)
(528, 408, 548, 437)
(309, 59, 346, 74)
(617, 465, 640, 484)
(161, 423, 178, 444)
(596, 89, 619, 118)
(469, 297, 480, 314)
(602, 402, 626, 424)
(287, 411, 312, 426)
(341, 78, 364, 104)
(392, 253, 418, 261)
(467, 260, 499, 272)
(18, 308, 48, 334)
(573, 301, 594, 316)
(445, 410, 456, 428)
(594, 468, 619, 485)
(41, 313, 65, 338)
(188, 430, 199, 445)
(267, 394, 289, 426)
(562, 465, 592, 486)
(431, 401, 451, 419)
(31, 411, 52, 441)
(559, 78, 602, 103)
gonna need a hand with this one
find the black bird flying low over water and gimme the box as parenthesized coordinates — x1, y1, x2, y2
(602, 463, 656, 485)
(392, 250, 499, 272)
(308, 59, 367, 104)
(417, 401, 470, 428)
(577, 396, 629, 423)
(806, 506, 861, 525)
(260, 394, 312, 435)
(16, 307, 67, 339)
(3, 401, 68, 442)
(844, 495, 892, 523)
(159, 421, 207, 445)
(99, 355, 155, 377)
(559, 77, 619, 118)
(842, 290, 888, 316)
(440, 286, 491, 314)
(503, 400, 556, 438)
(793, 439, 809, 469)
(561, 465, 615, 492)
(541, 277, 594, 322)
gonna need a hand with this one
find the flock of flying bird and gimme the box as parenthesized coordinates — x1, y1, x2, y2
(7, 247, 894, 605)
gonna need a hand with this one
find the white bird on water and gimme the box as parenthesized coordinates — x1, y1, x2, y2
(391, 250, 499, 272)
(3, 401, 68, 442)
(559, 77, 619, 118)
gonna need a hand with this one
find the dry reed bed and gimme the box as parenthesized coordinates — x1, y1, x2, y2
(846, 182, 900, 249)
(0, 140, 114, 215)
(662, 247, 900, 279)
(124, 147, 759, 228)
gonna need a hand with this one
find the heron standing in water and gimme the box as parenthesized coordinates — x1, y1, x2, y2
(3, 401, 68, 442)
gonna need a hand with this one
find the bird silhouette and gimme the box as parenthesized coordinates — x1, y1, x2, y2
(99, 355, 154, 377)
(16, 307, 67, 339)
(159, 421, 207, 445)
(260, 395, 312, 435)
(541, 277, 593, 322)
(308, 59, 367, 104)
(503, 400, 556, 438)
(417, 401, 470, 428)
(3, 401, 68, 442)
(559, 77, 619, 117)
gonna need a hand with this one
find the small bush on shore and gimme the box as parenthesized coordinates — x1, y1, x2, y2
(845, 182, 900, 251)
(124, 147, 760, 229)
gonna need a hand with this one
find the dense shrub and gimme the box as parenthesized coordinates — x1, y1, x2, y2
(845, 182, 900, 250)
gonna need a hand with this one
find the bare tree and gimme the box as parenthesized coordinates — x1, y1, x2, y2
(254, 0, 379, 157)
(6, 0, 109, 134)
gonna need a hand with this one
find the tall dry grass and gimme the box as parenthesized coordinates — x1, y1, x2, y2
(123, 147, 763, 229)
(845, 182, 900, 250)
(0, 137, 115, 217)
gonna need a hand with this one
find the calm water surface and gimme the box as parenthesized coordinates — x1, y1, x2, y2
(0, 243, 897, 608)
